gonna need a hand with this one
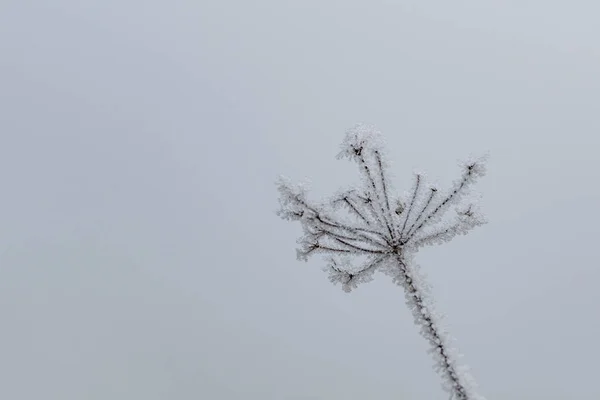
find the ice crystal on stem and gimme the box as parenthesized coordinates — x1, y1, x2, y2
(276, 124, 488, 400)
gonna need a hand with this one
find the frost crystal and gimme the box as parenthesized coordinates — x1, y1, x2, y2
(276, 124, 488, 400)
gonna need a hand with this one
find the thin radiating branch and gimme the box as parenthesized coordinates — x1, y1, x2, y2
(327, 255, 390, 292)
(374, 150, 394, 225)
(332, 193, 373, 225)
(305, 223, 389, 252)
(400, 174, 421, 238)
(412, 223, 463, 249)
(332, 237, 388, 254)
(357, 254, 389, 274)
(357, 154, 395, 240)
(412, 207, 485, 249)
(314, 214, 390, 247)
(405, 167, 477, 242)
(344, 196, 372, 225)
(356, 192, 387, 227)
(298, 238, 386, 262)
(404, 187, 438, 239)
(277, 183, 388, 247)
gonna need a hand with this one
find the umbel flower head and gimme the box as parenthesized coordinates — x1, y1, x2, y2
(276, 124, 488, 400)
(277, 124, 487, 293)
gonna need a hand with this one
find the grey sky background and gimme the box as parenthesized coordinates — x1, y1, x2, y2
(1, 1, 600, 399)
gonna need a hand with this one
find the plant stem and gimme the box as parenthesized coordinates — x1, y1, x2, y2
(396, 254, 472, 400)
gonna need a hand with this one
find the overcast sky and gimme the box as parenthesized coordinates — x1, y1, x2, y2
(1, 1, 600, 399)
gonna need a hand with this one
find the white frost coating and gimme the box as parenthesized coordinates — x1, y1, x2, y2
(336, 123, 388, 162)
(276, 124, 488, 400)
(393, 253, 486, 400)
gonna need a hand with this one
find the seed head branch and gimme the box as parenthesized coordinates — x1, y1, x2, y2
(332, 193, 372, 225)
(405, 160, 487, 243)
(356, 192, 387, 227)
(404, 186, 438, 240)
(357, 154, 395, 240)
(399, 173, 422, 237)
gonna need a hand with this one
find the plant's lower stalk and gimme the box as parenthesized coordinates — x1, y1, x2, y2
(395, 253, 474, 400)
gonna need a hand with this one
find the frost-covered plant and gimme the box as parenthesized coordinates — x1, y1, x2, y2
(276, 124, 487, 400)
